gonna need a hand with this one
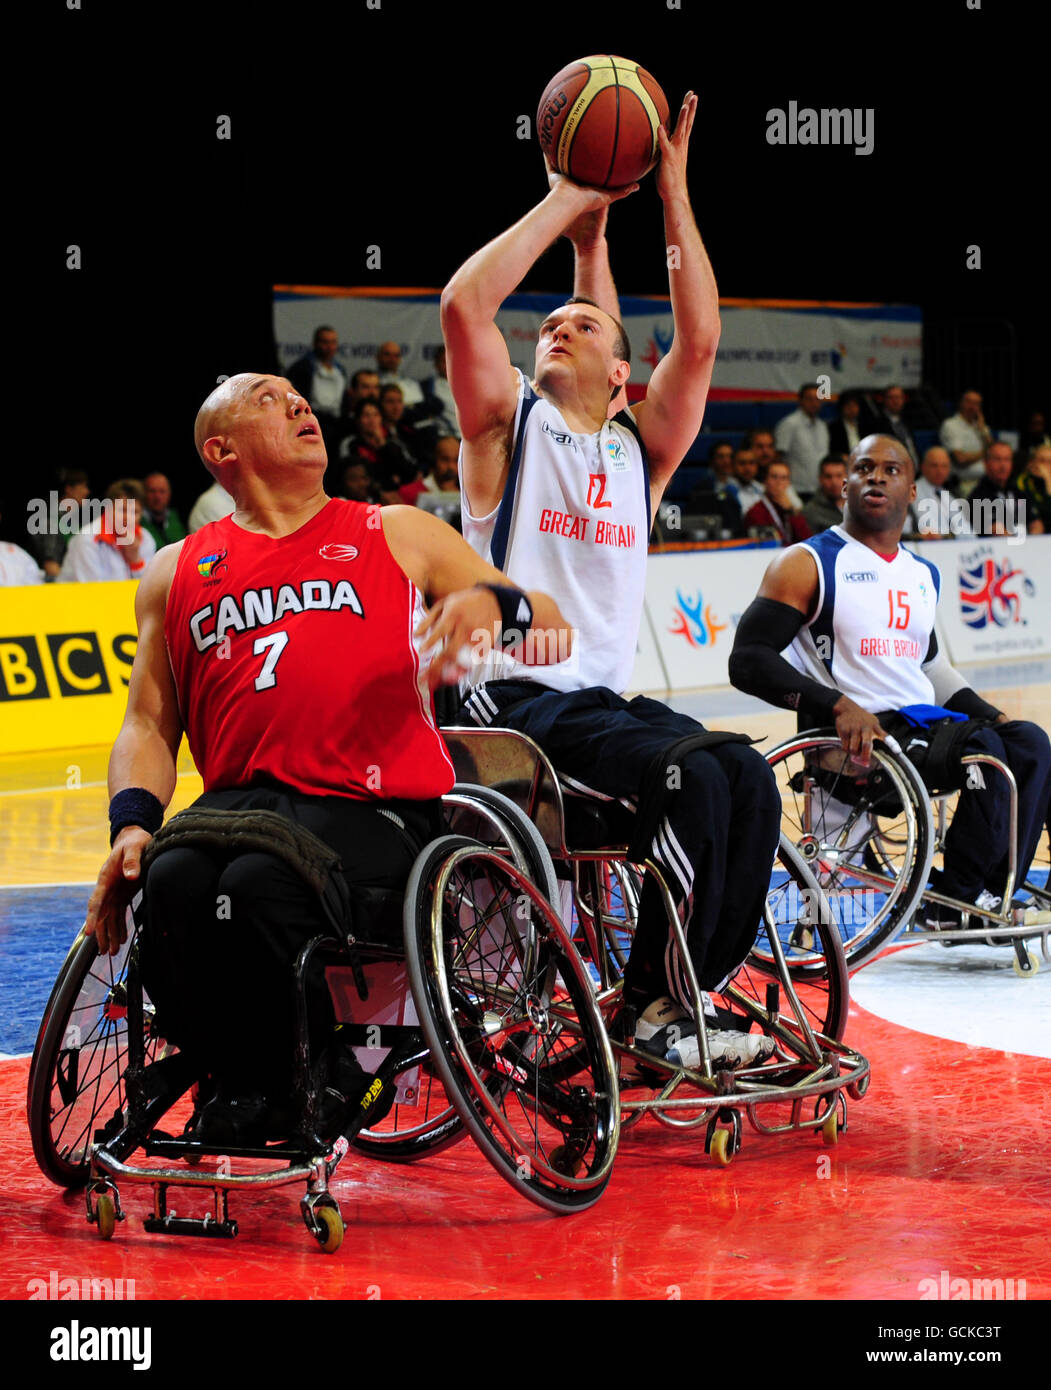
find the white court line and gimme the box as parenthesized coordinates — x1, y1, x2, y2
(0, 769, 199, 799)
(0, 883, 92, 891)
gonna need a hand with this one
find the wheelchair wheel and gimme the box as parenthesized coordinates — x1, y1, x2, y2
(351, 1063, 465, 1163)
(740, 833, 850, 1044)
(765, 732, 934, 970)
(27, 913, 169, 1188)
(405, 836, 618, 1214)
(442, 783, 561, 907)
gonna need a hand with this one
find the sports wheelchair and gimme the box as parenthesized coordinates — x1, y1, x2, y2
(441, 727, 870, 1165)
(25, 785, 620, 1252)
(764, 727, 1051, 977)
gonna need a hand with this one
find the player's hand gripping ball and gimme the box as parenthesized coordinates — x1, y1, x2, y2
(537, 55, 670, 188)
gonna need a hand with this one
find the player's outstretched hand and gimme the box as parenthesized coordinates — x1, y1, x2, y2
(84, 826, 152, 956)
(655, 90, 698, 202)
(415, 587, 502, 689)
(831, 695, 887, 769)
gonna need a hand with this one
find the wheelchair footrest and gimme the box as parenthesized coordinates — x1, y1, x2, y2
(143, 1213, 238, 1239)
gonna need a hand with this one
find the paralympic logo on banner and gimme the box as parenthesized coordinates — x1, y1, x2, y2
(958, 550, 1035, 629)
(670, 589, 729, 647)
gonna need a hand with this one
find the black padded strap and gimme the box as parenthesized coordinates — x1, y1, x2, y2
(881, 714, 994, 794)
(626, 731, 759, 864)
(141, 807, 351, 936)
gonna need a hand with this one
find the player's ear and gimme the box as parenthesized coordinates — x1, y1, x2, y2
(610, 359, 630, 391)
(202, 435, 234, 470)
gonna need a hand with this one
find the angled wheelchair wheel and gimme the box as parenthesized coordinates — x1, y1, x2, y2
(765, 732, 933, 970)
(404, 836, 618, 1214)
(739, 833, 850, 1046)
(351, 1062, 465, 1163)
(27, 912, 172, 1188)
(442, 783, 561, 907)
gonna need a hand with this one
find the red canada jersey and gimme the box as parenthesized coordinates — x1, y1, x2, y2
(165, 499, 454, 800)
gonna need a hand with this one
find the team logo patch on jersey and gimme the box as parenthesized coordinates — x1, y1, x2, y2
(318, 543, 359, 562)
(197, 549, 228, 579)
(605, 435, 628, 470)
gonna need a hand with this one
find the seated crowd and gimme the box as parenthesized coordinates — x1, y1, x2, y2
(3, 342, 1047, 588)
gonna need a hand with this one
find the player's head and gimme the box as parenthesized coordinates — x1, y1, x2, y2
(843, 434, 915, 535)
(535, 297, 631, 405)
(193, 374, 326, 482)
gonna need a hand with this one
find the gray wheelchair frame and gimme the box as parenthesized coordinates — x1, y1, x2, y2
(765, 729, 1051, 976)
(26, 784, 621, 1250)
(442, 727, 870, 1165)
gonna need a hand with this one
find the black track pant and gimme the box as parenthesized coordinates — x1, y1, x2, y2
(139, 784, 442, 1098)
(458, 682, 782, 999)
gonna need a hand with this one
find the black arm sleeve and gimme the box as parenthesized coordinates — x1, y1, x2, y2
(944, 687, 1004, 721)
(728, 597, 845, 718)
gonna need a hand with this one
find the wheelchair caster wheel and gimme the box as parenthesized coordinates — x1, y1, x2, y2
(821, 1112, 839, 1147)
(1012, 950, 1039, 978)
(709, 1128, 732, 1167)
(548, 1144, 586, 1177)
(96, 1194, 116, 1241)
(312, 1200, 344, 1254)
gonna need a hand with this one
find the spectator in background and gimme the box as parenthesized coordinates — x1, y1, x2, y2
(686, 441, 743, 536)
(0, 506, 43, 585)
(908, 445, 961, 538)
(802, 455, 847, 533)
(378, 383, 425, 468)
(341, 459, 378, 505)
(340, 398, 389, 468)
(343, 368, 381, 419)
(743, 460, 812, 546)
(827, 389, 863, 457)
(30, 468, 91, 579)
(142, 472, 187, 549)
(968, 441, 1028, 536)
(774, 383, 829, 501)
(60, 479, 156, 583)
(873, 385, 919, 469)
(940, 389, 994, 485)
(1015, 444, 1051, 534)
(417, 347, 461, 439)
(697, 440, 735, 491)
(732, 446, 764, 513)
(188, 478, 236, 531)
(376, 340, 424, 408)
(412, 436, 463, 528)
(287, 326, 348, 422)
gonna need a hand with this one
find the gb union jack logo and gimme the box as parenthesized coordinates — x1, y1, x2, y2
(958, 556, 1034, 629)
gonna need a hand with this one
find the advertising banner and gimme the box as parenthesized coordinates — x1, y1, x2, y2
(273, 288, 922, 401)
(914, 536, 1051, 664)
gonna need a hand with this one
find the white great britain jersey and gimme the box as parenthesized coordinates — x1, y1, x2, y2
(786, 526, 941, 713)
(461, 369, 651, 695)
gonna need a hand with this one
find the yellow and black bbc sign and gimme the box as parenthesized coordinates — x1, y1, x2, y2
(0, 582, 137, 753)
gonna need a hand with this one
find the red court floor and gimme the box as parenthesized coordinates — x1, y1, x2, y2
(3, 999, 1048, 1302)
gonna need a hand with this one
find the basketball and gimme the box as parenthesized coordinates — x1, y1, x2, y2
(536, 55, 670, 189)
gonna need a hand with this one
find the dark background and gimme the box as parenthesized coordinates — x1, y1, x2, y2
(26, 0, 1046, 538)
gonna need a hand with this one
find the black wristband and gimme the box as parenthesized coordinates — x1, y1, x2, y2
(109, 788, 164, 846)
(476, 584, 534, 647)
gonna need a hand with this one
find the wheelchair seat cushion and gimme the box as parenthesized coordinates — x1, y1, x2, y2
(142, 806, 351, 936)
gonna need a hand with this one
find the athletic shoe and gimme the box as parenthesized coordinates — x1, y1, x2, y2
(666, 1030, 776, 1071)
